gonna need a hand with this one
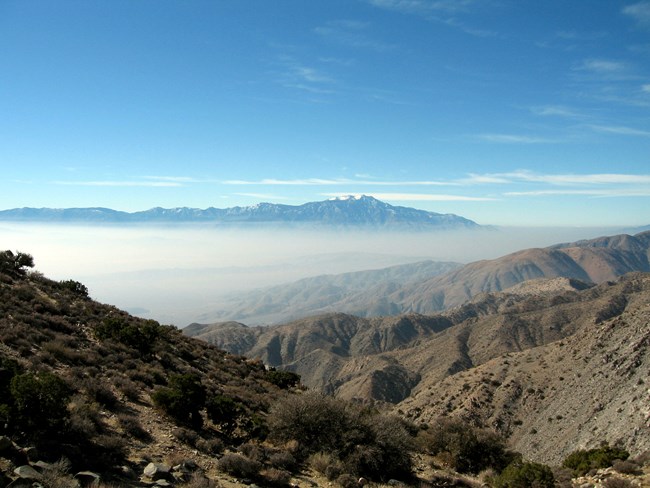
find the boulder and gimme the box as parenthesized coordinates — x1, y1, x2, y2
(143, 462, 171, 480)
(75, 470, 101, 487)
(13, 464, 41, 480)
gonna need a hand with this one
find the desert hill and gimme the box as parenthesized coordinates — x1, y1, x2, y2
(192, 230, 650, 325)
(399, 272, 650, 465)
(192, 260, 462, 325)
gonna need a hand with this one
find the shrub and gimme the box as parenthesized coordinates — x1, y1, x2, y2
(172, 427, 199, 446)
(196, 437, 224, 455)
(612, 459, 641, 475)
(217, 453, 262, 479)
(95, 317, 164, 355)
(265, 369, 301, 389)
(152, 373, 206, 428)
(269, 450, 297, 471)
(10, 371, 71, 436)
(268, 391, 414, 481)
(261, 468, 292, 487)
(602, 478, 634, 488)
(59, 279, 89, 297)
(562, 444, 629, 476)
(420, 417, 517, 474)
(118, 414, 151, 441)
(308, 451, 338, 475)
(206, 394, 242, 433)
(0, 250, 34, 278)
(492, 461, 555, 488)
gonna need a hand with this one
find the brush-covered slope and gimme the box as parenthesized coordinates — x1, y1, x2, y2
(0, 252, 288, 485)
(398, 272, 650, 465)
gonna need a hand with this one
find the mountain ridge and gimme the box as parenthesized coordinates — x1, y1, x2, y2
(188, 230, 650, 325)
(0, 195, 480, 229)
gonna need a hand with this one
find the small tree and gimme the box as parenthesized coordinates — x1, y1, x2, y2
(0, 250, 34, 278)
(10, 371, 71, 436)
(265, 369, 301, 389)
(152, 373, 206, 429)
(59, 279, 89, 297)
(206, 394, 243, 434)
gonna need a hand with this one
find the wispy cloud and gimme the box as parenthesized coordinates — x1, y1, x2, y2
(366, 0, 476, 15)
(589, 124, 650, 137)
(505, 188, 650, 197)
(530, 105, 585, 119)
(464, 171, 650, 185)
(575, 58, 629, 74)
(233, 193, 292, 201)
(273, 56, 337, 95)
(143, 176, 203, 183)
(366, 0, 497, 37)
(222, 178, 454, 186)
(314, 20, 394, 51)
(622, 1, 650, 27)
(53, 180, 183, 187)
(643, 83, 650, 92)
(323, 192, 496, 201)
(475, 133, 558, 144)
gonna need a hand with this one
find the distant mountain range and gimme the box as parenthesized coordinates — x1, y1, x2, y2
(0, 195, 480, 229)
(190, 230, 650, 325)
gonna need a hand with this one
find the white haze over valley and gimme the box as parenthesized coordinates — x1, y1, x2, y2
(0, 223, 633, 326)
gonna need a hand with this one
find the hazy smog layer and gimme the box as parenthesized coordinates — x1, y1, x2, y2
(1, 223, 626, 326)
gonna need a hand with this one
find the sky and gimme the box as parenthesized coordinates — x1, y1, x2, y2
(1, 0, 650, 226)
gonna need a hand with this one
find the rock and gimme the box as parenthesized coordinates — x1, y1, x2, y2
(14, 465, 41, 479)
(22, 446, 38, 461)
(143, 462, 171, 480)
(155, 480, 172, 487)
(0, 435, 12, 452)
(32, 460, 53, 471)
(75, 470, 101, 486)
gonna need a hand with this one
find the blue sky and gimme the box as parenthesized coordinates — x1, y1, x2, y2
(1, 0, 649, 226)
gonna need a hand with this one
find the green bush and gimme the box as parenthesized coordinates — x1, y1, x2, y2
(95, 317, 164, 354)
(206, 394, 243, 433)
(268, 391, 413, 482)
(562, 444, 629, 476)
(10, 371, 71, 435)
(492, 461, 555, 488)
(152, 373, 206, 428)
(59, 279, 89, 297)
(265, 369, 301, 389)
(420, 417, 517, 474)
(0, 250, 34, 278)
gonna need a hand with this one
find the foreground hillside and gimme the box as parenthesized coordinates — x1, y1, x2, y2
(191, 230, 650, 324)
